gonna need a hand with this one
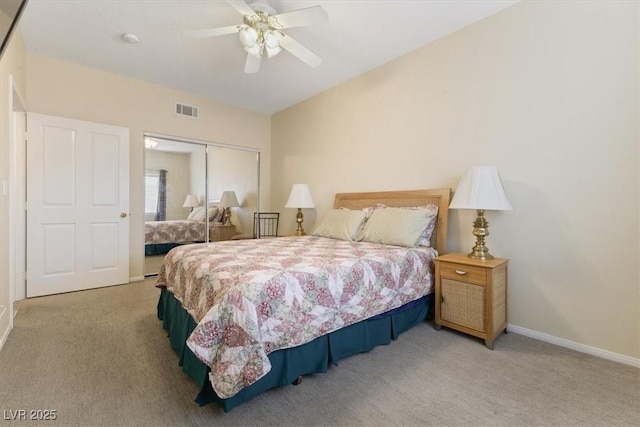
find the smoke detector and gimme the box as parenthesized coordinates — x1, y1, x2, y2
(122, 33, 140, 44)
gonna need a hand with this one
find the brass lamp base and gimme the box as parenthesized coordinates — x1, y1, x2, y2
(468, 209, 494, 260)
(294, 208, 306, 236)
(223, 207, 233, 226)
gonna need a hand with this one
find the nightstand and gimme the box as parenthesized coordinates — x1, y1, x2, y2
(209, 224, 237, 242)
(434, 253, 508, 349)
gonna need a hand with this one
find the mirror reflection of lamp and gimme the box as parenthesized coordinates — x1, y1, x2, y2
(220, 191, 240, 226)
(145, 139, 158, 149)
(183, 194, 199, 212)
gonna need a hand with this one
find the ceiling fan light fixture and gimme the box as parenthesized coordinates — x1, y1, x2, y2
(244, 43, 262, 57)
(145, 139, 158, 149)
(239, 26, 258, 48)
(186, 0, 327, 72)
(264, 30, 281, 49)
(265, 45, 281, 58)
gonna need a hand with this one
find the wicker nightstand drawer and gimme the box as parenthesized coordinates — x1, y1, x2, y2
(439, 262, 486, 285)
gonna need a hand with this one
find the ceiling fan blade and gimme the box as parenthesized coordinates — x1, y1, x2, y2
(270, 6, 328, 29)
(183, 25, 241, 39)
(244, 53, 262, 74)
(279, 34, 322, 68)
(227, 0, 258, 18)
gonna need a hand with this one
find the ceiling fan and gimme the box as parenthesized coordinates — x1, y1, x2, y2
(185, 0, 328, 74)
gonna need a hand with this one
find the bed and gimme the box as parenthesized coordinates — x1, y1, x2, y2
(156, 188, 450, 411)
(145, 206, 225, 255)
(145, 219, 208, 244)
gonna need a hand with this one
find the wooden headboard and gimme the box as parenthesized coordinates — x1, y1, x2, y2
(333, 189, 451, 254)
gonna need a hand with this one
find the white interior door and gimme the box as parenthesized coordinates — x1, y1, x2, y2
(26, 113, 129, 297)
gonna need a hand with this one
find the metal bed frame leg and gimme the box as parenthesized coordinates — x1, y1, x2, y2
(292, 376, 303, 385)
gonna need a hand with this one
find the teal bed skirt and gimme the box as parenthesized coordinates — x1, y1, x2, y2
(145, 243, 183, 256)
(157, 287, 432, 412)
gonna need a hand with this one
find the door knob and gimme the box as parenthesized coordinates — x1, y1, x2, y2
(120, 212, 128, 218)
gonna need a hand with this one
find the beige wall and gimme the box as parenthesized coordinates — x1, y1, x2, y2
(25, 53, 271, 280)
(272, 1, 639, 359)
(0, 28, 26, 343)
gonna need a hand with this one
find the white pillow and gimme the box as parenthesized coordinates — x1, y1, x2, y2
(358, 207, 437, 247)
(207, 207, 219, 221)
(371, 204, 439, 247)
(188, 206, 206, 221)
(311, 209, 368, 241)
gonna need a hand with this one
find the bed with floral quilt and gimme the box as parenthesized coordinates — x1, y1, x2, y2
(145, 219, 206, 242)
(145, 207, 226, 255)
(156, 188, 450, 412)
(145, 220, 206, 255)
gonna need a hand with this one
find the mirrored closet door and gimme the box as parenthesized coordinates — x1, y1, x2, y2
(143, 135, 259, 276)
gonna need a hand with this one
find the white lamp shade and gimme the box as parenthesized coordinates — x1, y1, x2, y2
(244, 44, 262, 57)
(449, 166, 513, 211)
(182, 194, 199, 208)
(285, 184, 315, 209)
(239, 27, 258, 48)
(265, 45, 281, 58)
(220, 191, 240, 208)
(264, 30, 281, 49)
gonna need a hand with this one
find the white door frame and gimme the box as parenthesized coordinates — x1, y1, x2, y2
(1, 74, 25, 351)
(10, 75, 26, 304)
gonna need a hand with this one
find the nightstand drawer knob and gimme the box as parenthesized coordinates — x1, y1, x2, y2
(455, 269, 468, 275)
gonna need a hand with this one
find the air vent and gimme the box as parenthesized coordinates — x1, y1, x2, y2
(176, 103, 199, 118)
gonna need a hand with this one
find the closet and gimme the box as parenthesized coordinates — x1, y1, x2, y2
(143, 134, 259, 275)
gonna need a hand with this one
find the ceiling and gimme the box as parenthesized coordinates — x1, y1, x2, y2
(18, 0, 518, 115)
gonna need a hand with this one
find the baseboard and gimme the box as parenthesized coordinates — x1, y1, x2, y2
(129, 276, 145, 283)
(508, 324, 640, 368)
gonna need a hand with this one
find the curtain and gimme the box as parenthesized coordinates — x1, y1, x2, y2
(155, 169, 167, 221)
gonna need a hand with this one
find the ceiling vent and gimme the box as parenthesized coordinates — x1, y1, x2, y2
(176, 103, 198, 118)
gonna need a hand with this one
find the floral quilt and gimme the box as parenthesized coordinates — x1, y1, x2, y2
(145, 220, 206, 244)
(156, 236, 437, 399)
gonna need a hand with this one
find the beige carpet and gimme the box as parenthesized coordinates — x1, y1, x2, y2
(0, 278, 638, 427)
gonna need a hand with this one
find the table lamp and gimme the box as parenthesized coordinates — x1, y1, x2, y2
(220, 191, 240, 226)
(449, 166, 512, 260)
(284, 184, 315, 236)
(182, 194, 199, 211)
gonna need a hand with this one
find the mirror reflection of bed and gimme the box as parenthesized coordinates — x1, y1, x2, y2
(143, 136, 260, 276)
